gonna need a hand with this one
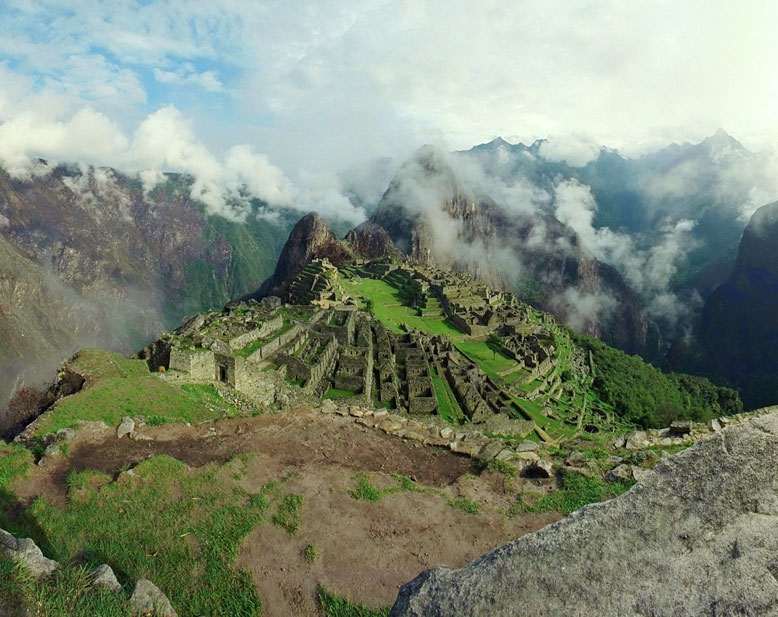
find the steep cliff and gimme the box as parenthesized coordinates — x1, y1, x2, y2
(697, 200, 778, 407)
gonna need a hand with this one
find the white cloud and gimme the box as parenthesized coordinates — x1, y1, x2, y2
(538, 135, 602, 167)
(154, 65, 224, 93)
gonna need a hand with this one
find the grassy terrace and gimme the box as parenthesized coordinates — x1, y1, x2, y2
(340, 277, 464, 339)
(32, 349, 240, 437)
(430, 365, 466, 424)
(454, 341, 515, 380)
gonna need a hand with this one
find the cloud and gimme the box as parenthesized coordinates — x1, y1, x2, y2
(538, 134, 602, 167)
(550, 287, 618, 334)
(154, 64, 225, 93)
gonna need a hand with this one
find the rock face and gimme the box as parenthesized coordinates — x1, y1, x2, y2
(253, 212, 353, 299)
(391, 411, 778, 617)
(698, 200, 778, 407)
(369, 145, 657, 356)
(344, 222, 398, 260)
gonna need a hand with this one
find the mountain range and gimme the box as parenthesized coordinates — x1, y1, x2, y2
(2, 129, 777, 411)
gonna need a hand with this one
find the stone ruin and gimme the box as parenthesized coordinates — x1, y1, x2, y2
(140, 258, 591, 441)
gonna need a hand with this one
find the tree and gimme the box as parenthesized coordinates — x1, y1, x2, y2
(486, 333, 502, 360)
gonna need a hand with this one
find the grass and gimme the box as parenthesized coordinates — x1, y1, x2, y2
(0, 559, 133, 616)
(340, 277, 463, 338)
(272, 494, 304, 534)
(349, 473, 420, 502)
(303, 544, 319, 564)
(430, 367, 465, 424)
(324, 387, 359, 399)
(447, 497, 481, 515)
(32, 350, 235, 437)
(454, 341, 516, 379)
(318, 586, 391, 617)
(476, 458, 517, 478)
(511, 472, 634, 516)
(25, 455, 275, 617)
(0, 441, 34, 530)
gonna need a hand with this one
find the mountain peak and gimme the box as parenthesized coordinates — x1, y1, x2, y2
(701, 128, 745, 156)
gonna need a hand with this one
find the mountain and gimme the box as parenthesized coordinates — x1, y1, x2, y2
(253, 213, 399, 300)
(0, 164, 295, 408)
(696, 200, 778, 407)
(369, 145, 658, 355)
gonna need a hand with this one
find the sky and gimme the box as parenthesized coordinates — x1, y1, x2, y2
(0, 0, 777, 219)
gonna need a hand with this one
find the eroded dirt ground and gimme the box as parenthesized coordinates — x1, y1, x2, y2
(11, 407, 560, 616)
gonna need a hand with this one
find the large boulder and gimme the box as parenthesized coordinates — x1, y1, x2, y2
(0, 529, 58, 579)
(390, 411, 778, 617)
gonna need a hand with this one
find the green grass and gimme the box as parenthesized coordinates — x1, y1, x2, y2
(272, 494, 304, 534)
(0, 559, 133, 617)
(476, 458, 517, 478)
(32, 350, 235, 437)
(303, 544, 319, 564)
(179, 383, 240, 417)
(144, 414, 175, 426)
(348, 473, 420, 502)
(430, 367, 465, 424)
(341, 277, 463, 338)
(511, 472, 634, 516)
(454, 341, 516, 380)
(324, 387, 359, 399)
(318, 586, 391, 617)
(447, 497, 481, 515)
(27, 455, 274, 617)
(0, 442, 34, 531)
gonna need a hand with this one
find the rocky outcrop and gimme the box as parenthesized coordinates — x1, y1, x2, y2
(344, 222, 398, 260)
(391, 411, 778, 617)
(253, 212, 352, 299)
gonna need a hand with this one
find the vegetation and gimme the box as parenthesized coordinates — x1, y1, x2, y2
(575, 333, 742, 428)
(272, 493, 304, 534)
(324, 387, 359, 399)
(318, 586, 391, 617)
(511, 472, 634, 516)
(18, 455, 274, 616)
(303, 544, 319, 564)
(349, 473, 420, 502)
(447, 497, 481, 515)
(32, 350, 238, 437)
(340, 277, 463, 338)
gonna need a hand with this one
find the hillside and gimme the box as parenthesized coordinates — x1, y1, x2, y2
(0, 165, 296, 409)
(0, 251, 748, 616)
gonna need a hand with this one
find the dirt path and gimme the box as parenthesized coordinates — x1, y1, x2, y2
(14, 407, 560, 616)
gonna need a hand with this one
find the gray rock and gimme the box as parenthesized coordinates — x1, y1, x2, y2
(708, 417, 722, 432)
(476, 440, 504, 461)
(89, 564, 121, 592)
(130, 579, 178, 617)
(514, 440, 539, 453)
(607, 463, 632, 482)
(321, 399, 337, 414)
(55, 428, 77, 443)
(117, 417, 135, 439)
(0, 529, 58, 579)
(624, 430, 649, 450)
(390, 411, 778, 617)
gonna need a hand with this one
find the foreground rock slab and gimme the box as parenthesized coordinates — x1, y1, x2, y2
(391, 412, 778, 617)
